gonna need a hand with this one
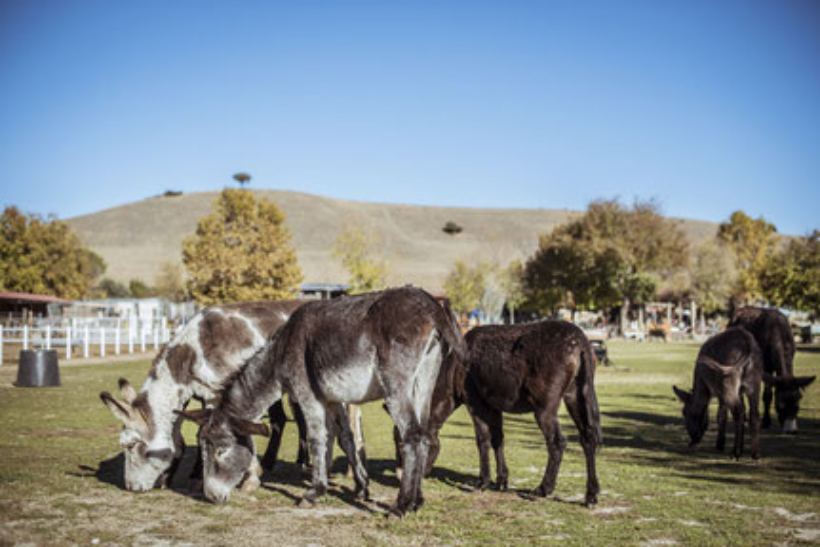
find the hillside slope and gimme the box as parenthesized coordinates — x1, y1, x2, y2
(65, 190, 718, 291)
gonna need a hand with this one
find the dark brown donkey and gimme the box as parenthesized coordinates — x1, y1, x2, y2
(180, 287, 464, 516)
(673, 327, 763, 459)
(401, 320, 602, 507)
(729, 307, 815, 433)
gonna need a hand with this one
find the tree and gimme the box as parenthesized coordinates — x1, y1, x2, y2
(498, 260, 526, 323)
(523, 199, 688, 326)
(98, 278, 130, 298)
(0, 206, 105, 298)
(182, 189, 303, 305)
(690, 241, 737, 314)
(443, 261, 488, 315)
(760, 230, 819, 316)
(233, 172, 251, 188)
(333, 226, 389, 295)
(442, 221, 463, 235)
(129, 279, 153, 299)
(718, 210, 777, 304)
(154, 262, 187, 302)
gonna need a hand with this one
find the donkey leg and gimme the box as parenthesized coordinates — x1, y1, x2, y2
(260, 400, 287, 471)
(392, 424, 404, 480)
(290, 398, 310, 469)
(747, 388, 761, 460)
(467, 405, 495, 491)
(533, 406, 566, 498)
(761, 383, 772, 429)
(299, 400, 329, 505)
(563, 392, 600, 506)
(732, 398, 746, 460)
(330, 403, 370, 500)
(715, 403, 727, 453)
(384, 398, 423, 516)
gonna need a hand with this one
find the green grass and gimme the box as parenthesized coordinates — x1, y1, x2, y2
(1, 341, 818, 545)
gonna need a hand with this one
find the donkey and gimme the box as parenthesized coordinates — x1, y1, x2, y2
(100, 300, 308, 492)
(179, 287, 465, 516)
(729, 307, 815, 433)
(673, 327, 763, 459)
(397, 320, 602, 507)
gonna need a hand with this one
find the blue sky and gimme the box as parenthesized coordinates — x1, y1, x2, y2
(1, 1, 818, 234)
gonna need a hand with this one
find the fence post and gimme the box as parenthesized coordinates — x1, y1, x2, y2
(0, 325, 3, 366)
(115, 320, 121, 356)
(66, 326, 72, 360)
(140, 326, 146, 353)
(128, 327, 134, 354)
(153, 324, 159, 350)
(45, 325, 51, 350)
(84, 325, 90, 358)
(23, 325, 29, 350)
(100, 327, 106, 358)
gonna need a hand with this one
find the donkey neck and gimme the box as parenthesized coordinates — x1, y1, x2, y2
(221, 345, 282, 422)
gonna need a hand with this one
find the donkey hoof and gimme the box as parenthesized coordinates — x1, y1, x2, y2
(475, 479, 491, 491)
(355, 487, 370, 501)
(496, 479, 508, 492)
(585, 493, 598, 507)
(530, 485, 551, 498)
(412, 494, 425, 512)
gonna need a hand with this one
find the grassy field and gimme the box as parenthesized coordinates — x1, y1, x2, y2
(0, 341, 818, 546)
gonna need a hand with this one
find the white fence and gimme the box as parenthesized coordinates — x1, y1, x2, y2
(0, 322, 175, 365)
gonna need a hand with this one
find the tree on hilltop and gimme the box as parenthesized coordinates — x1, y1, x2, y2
(183, 189, 302, 305)
(233, 172, 251, 188)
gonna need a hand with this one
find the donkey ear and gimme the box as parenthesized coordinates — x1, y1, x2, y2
(783, 375, 817, 390)
(174, 408, 212, 426)
(673, 385, 691, 404)
(232, 418, 270, 438)
(118, 378, 137, 404)
(100, 391, 133, 424)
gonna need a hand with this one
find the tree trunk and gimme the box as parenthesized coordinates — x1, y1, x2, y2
(619, 297, 630, 336)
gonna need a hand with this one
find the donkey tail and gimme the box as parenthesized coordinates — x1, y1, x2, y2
(580, 343, 603, 446)
(433, 298, 467, 360)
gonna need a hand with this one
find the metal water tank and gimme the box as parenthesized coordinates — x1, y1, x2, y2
(16, 349, 61, 387)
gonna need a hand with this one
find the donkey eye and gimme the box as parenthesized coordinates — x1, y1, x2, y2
(215, 447, 230, 461)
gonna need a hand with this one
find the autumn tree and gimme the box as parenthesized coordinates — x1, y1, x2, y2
(333, 226, 389, 295)
(760, 230, 819, 316)
(443, 260, 488, 315)
(128, 279, 152, 298)
(0, 206, 105, 298)
(183, 189, 303, 305)
(154, 262, 187, 302)
(717, 210, 777, 304)
(690, 241, 737, 314)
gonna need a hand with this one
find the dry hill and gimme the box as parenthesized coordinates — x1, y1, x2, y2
(66, 190, 719, 291)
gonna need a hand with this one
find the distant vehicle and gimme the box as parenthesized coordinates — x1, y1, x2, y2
(589, 339, 612, 366)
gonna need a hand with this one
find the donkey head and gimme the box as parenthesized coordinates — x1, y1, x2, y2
(177, 409, 269, 504)
(763, 374, 816, 433)
(673, 385, 708, 447)
(100, 378, 176, 492)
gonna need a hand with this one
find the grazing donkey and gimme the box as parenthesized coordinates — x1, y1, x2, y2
(673, 327, 763, 459)
(179, 287, 464, 516)
(399, 320, 602, 507)
(729, 307, 815, 433)
(99, 300, 306, 492)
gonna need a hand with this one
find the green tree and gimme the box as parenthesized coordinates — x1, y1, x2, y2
(0, 207, 105, 298)
(443, 260, 488, 315)
(333, 226, 389, 294)
(524, 199, 688, 326)
(760, 230, 819, 316)
(129, 279, 153, 299)
(498, 260, 526, 323)
(154, 262, 187, 302)
(718, 210, 777, 304)
(233, 172, 251, 188)
(182, 189, 303, 305)
(98, 278, 130, 298)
